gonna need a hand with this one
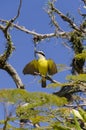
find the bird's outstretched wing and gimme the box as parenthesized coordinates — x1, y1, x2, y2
(48, 59, 57, 75)
(23, 59, 39, 75)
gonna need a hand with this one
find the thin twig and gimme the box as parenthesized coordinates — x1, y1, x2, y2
(12, 0, 22, 22)
(49, 3, 86, 34)
(64, 103, 86, 108)
(78, 8, 86, 17)
(3, 117, 9, 130)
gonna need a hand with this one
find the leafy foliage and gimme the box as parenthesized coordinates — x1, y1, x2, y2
(0, 88, 85, 129)
(0, 89, 68, 129)
(0, 89, 67, 106)
(75, 50, 86, 59)
(67, 74, 86, 82)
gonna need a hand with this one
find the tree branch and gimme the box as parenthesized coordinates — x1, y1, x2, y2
(64, 103, 86, 108)
(0, 25, 14, 64)
(34, 72, 61, 84)
(12, 0, 22, 22)
(0, 19, 69, 41)
(78, 8, 86, 17)
(0, 62, 24, 89)
(0, 0, 24, 89)
(0, 24, 24, 89)
(3, 116, 9, 130)
(49, 2, 86, 33)
(53, 80, 86, 101)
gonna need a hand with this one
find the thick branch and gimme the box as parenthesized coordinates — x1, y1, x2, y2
(54, 81, 86, 100)
(0, 62, 24, 89)
(3, 117, 9, 130)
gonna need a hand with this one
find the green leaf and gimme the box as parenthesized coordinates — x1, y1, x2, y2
(75, 50, 86, 59)
(67, 74, 86, 82)
(73, 112, 82, 130)
(51, 122, 70, 130)
(71, 109, 83, 120)
(47, 82, 62, 88)
(0, 89, 67, 106)
(79, 107, 86, 121)
(0, 89, 68, 129)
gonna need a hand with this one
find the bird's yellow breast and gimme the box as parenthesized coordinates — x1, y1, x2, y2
(38, 59, 48, 76)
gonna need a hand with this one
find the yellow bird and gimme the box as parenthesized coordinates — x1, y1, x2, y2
(23, 51, 57, 88)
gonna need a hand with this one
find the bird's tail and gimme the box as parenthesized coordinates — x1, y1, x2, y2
(42, 77, 46, 88)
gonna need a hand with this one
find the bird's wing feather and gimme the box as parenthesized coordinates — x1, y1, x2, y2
(23, 59, 39, 75)
(48, 59, 57, 75)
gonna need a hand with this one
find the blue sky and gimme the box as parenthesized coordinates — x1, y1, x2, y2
(0, 0, 84, 92)
(0, 0, 85, 123)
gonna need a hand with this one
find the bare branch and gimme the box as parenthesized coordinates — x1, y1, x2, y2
(1, 0, 22, 31)
(3, 116, 9, 130)
(34, 71, 61, 84)
(12, 0, 22, 22)
(0, 19, 69, 41)
(61, 42, 71, 50)
(64, 103, 86, 108)
(0, 62, 24, 89)
(48, 2, 86, 34)
(78, 8, 86, 17)
(46, 6, 64, 32)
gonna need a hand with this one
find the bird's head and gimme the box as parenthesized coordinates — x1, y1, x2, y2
(35, 50, 46, 59)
